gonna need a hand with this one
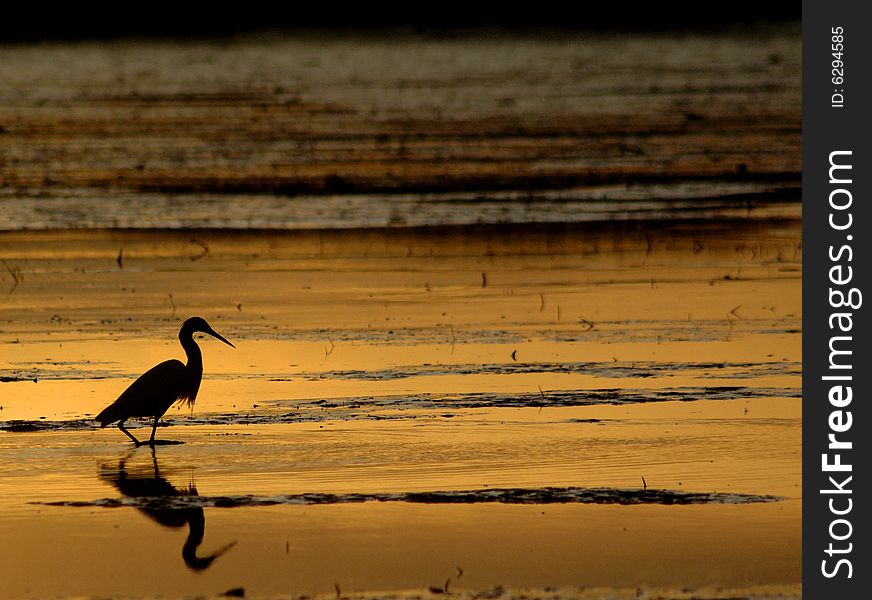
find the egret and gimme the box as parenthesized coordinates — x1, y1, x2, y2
(96, 316, 235, 446)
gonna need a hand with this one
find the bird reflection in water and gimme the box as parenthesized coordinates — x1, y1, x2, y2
(99, 449, 237, 570)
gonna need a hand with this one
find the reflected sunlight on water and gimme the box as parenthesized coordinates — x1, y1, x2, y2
(0, 221, 800, 597)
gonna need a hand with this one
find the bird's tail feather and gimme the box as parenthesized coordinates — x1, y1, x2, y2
(176, 393, 196, 411)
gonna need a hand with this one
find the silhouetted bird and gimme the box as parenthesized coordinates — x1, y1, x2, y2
(96, 316, 235, 446)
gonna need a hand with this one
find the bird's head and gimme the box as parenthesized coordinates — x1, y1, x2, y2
(181, 316, 236, 348)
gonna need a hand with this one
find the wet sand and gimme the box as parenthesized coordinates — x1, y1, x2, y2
(0, 221, 800, 599)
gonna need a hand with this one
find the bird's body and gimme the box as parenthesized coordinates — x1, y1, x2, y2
(96, 316, 234, 446)
(96, 359, 198, 424)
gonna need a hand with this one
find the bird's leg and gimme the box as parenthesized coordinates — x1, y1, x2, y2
(149, 415, 159, 446)
(117, 420, 141, 446)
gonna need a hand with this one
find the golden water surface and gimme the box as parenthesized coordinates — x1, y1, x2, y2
(0, 223, 800, 598)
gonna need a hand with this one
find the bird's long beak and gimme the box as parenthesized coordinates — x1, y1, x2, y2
(206, 328, 236, 349)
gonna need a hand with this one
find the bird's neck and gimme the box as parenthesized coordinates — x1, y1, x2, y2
(180, 332, 203, 369)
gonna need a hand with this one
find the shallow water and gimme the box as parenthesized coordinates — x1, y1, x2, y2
(2, 423, 799, 598)
(0, 220, 801, 598)
(3, 406, 800, 593)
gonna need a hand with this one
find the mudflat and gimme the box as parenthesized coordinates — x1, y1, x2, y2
(0, 28, 800, 600)
(0, 221, 800, 598)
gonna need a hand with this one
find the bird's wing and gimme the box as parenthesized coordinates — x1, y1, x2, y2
(96, 360, 188, 425)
